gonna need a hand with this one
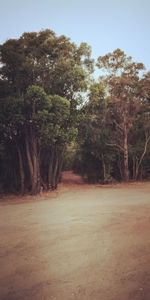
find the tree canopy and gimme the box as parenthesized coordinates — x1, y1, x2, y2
(0, 31, 150, 194)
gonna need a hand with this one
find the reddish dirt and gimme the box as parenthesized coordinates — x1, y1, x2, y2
(61, 171, 84, 185)
(0, 172, 150, 300)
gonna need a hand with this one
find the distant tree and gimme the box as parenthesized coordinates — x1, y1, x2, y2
(76, 82, 115, 182)
(97, 49, 145, 181)
(75, 50, 150, 183)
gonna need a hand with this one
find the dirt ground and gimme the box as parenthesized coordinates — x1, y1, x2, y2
(0, 172, 150, 300)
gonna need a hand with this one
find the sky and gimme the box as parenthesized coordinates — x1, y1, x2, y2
(1, 0, 150, 73)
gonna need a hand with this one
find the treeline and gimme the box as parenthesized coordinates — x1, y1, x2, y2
(74, 50, 150, 183)
(0, 30, 150, 194)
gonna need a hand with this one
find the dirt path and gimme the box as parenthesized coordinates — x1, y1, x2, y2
(0, 179, 150, 300)
(61, 171, 84, 185)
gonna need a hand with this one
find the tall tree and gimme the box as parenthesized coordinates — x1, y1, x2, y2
(0, 29, 93, 194)
(97, 49, 145, 181)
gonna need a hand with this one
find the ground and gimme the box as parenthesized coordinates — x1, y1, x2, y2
(0, 172, 150, 300)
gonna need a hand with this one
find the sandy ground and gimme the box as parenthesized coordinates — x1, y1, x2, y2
(0, 172, 150, 300)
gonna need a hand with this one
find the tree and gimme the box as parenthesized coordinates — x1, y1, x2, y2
(0, 95, 25, 193)
(0, 29, 93, 194)
(97, 49, 145, 181)
(75, 82, 115, 183)
(39, 94, 72, 190)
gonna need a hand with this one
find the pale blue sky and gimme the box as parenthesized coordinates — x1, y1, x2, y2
(1, 0, 150, 71)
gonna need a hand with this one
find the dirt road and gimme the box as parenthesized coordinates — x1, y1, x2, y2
(0, 178, 150, 300)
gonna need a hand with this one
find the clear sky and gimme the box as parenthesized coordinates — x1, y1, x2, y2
(1, 0, 150, 72)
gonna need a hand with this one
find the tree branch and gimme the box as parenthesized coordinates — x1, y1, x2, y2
(113, 119, 123, 132)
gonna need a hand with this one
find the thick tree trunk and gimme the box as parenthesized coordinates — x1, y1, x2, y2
(117, 153, 123, 180)
(101, 153, 106, 182)
(56, 148, 65, 186)
(32, 137, 40, 194)
(48, 146, 54, 189)
(25, 127, 40, 195)
(17, 145, 25, 194)
(52, 153, 59, 190)
(49, 146, 65, 190)
(25, 136, 33, 178)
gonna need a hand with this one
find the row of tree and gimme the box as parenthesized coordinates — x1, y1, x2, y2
(0, 30, 150, 194)
(74, 50, 150, 183)
(0, 29, 93, 194)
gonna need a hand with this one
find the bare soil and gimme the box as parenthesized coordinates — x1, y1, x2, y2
(0, 172, 150, 300)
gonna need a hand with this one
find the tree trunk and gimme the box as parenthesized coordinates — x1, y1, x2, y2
(101, 153, 106, 183)
(32, 137, 40, 194)
(123, 126, 129, 181)
(52, 149, 59, 190)
(56, 148, 65, 186)
(52, 158, 59, 190)
(48, 146, 54, 189)
(132, 156, 136, 180)
(117, 153, 123, 180)
(17, 145, 25, 194)
(134, 134, 150, 180)
(25, 127, 40, 195)
(25, 136, 33, 178)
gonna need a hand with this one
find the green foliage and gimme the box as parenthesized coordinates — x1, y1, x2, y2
(0, 29, 93, 193)
(0, 29, 150, 193)
(73, 50, 150, 183)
